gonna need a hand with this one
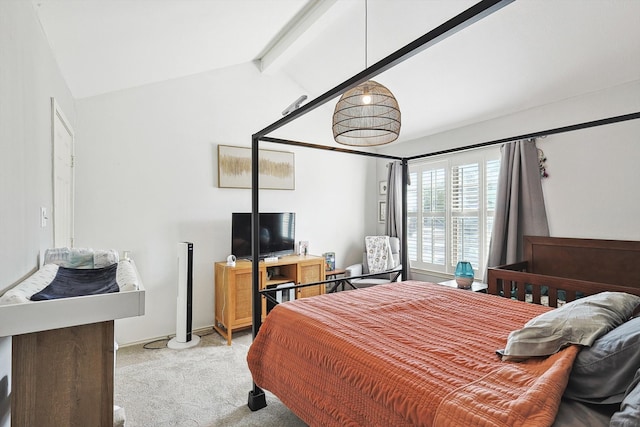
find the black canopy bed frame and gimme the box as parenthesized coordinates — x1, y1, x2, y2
(246, 0, 640, 411)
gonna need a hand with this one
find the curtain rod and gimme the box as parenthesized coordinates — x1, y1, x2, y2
(406, 111, 640, 162)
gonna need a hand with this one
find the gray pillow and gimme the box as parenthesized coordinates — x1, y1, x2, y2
(564, 317, 640, 404)
(610, 368, 640, 427)
(502, 292, 640, 361)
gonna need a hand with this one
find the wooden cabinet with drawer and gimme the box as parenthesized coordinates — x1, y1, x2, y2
(214, 255, 325, 345)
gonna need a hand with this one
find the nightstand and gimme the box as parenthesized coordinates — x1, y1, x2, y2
(437, 279, 488, 293)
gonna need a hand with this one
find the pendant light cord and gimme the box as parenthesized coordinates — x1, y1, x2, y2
(364, 0, 368, 69)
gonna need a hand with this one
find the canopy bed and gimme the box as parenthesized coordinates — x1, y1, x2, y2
(247, 236, 640, 426)
(245, 0, 640, 425)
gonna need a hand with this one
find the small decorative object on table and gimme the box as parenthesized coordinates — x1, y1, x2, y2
(298, 241, 309, 256)
(454, 261, 474, 289)
(323, 252, 336, 271)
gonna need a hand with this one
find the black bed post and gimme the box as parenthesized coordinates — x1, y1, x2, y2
(401, 159, 409, 281)
(248, 135, 267, 411)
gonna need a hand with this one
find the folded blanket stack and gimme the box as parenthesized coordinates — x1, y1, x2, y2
(44, 247, 119, 269)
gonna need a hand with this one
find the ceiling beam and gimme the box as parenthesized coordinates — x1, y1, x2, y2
(254, 0, 339, 73)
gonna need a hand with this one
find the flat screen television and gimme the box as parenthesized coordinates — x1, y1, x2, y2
(231, 212, 296, 260)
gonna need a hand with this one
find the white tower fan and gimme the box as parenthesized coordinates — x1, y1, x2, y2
(168, 242, 200, 349)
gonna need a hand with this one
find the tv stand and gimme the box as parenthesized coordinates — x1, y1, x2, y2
(213, 255, 325, 345)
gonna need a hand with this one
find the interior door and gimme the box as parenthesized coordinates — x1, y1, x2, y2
(52, 98, 75, 248)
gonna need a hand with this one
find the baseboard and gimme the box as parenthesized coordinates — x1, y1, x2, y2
(118, 324, 216, 349)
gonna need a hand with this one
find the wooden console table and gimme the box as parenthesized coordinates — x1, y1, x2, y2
(214, 255, 326, 345)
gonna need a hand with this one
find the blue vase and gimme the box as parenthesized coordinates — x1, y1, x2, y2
(454, 261, 474, 289)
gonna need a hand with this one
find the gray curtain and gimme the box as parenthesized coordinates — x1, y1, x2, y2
(484, 139, 549, 282)
(385, 161, 403, 240)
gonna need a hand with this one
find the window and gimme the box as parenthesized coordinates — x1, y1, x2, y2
(407, 148, 500, 276)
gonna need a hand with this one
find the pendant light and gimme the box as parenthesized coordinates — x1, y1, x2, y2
(332, 0, 401, 146)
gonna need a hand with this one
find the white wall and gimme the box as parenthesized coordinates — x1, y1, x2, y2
(539, 118, 639, 240)
(0, 1, 76, 424)
(383, 80, 640, 282)
(0, 0, 76, 290)
(75, 64, 374, 345)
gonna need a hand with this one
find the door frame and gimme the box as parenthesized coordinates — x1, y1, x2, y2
(51, 97, 75, 248)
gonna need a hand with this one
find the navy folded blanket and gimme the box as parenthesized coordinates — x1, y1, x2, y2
(31, 263, 120, 301)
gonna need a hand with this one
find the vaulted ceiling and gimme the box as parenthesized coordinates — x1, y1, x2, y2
(33, 0, 640, 143)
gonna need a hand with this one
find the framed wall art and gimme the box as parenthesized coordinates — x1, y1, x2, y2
(217, 145, 295, 190)
(378, 201, 387, 223)
(379, 180, 387, 195)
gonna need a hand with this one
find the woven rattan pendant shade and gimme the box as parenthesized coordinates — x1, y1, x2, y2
(332, 80, 401, 146)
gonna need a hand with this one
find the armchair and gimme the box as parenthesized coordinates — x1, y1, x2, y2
(344, 236, 402, 288)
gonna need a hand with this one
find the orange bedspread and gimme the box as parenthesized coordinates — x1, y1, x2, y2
(247, 281, 580, 427)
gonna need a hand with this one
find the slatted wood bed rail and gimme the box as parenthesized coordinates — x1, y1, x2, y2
(487, 236, 640, 306)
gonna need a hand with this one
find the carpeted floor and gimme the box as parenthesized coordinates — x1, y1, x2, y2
(114, 329, 307, 427)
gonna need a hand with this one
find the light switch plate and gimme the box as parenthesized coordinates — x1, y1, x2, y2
(41, 207, 47, 227)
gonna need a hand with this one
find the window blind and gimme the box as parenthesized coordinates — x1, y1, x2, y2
(407, 148, 500, 276)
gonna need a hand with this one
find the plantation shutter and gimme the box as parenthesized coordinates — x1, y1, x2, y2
(407, 147, 500, 275)
(407, 172, 418, 262)
(451, 163, 480, 269)
(422, 168, 446, 266)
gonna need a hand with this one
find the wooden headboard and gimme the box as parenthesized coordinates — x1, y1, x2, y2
(487, 236, 640, 305)
(523, 236, 640, 288)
